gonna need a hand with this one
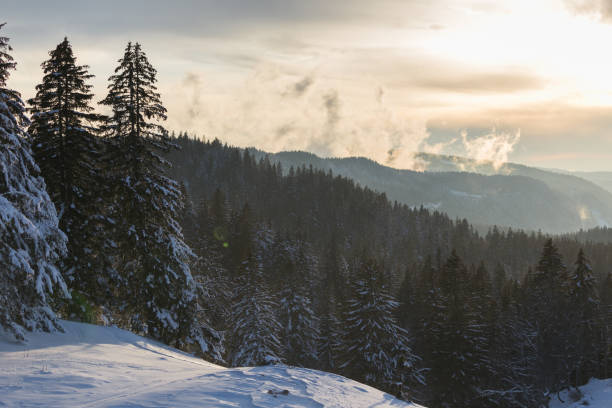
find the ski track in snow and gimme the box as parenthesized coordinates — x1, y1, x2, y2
(0, 321, 420, 408)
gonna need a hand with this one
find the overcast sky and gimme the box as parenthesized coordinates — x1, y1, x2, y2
(4, 0, 612, 171)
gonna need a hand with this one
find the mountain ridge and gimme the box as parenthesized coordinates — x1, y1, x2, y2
(246, 148, 612, 233)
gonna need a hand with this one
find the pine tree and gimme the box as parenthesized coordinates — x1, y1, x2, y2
(178, 181, 196, 246)
(317, 297, 343, 372)
(409, 257, 440, 403)
(229, 254, 282, 366)
(0, 24, 68, 341)
(27, 37, 111, 313)
(190, 196, 228, 363)
(99, 42, 203, 350)
(339, 256, 419, 395)
(567, 249, 601, 386)
(278, 247, 319, 367)
(526, 239, 571, 392)
(225, 204, 282, 366)
(316, 232, 347, 372)
(397, 266, 416, 329)
(488, 279, 544, 408)
(466, 262, 499, 407)
(426, 251, 488, 407)
(599, 272, 612, 379)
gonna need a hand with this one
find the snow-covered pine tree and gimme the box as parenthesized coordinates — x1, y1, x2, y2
(27, 37, 112, 313)
(190, 196, 227, 363)
(178, 181, 197, 246)
(316, 233, 347, 372)
(0, 23, 68, 341)
(227, 204, 282, 366)
(339, 256, 419, 396)
(278, 246, 319, 367)
(488, 279, 544, 408)
(317, 297, 343, 372)
(229, 254, 283, 366)
(99, 42, 204, 350)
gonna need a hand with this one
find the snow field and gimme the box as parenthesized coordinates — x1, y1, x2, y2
(0, 321, 421, 407)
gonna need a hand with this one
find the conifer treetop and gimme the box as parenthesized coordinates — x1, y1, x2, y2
(29, 37, 101, 127)
(100, 42, 167, 143)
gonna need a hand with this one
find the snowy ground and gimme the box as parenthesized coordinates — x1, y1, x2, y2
(0, 321, 420, 407)
(550, 378, 612, 408)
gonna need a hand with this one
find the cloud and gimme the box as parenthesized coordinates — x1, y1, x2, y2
(182, 72, 203, 124)
(322, 90, 340, 126)
(333, 48, 544, 95)
(427, 102, 612, 138)
(172, 63, 435, 169)
(425, 101, 612, 171)
(428, 24, 446, 30)
(376, 86, 385, 104)
(2, 0, 430, 41)
(8, 0, 612, 172)
(565, 0, 612, 20)
(283, 75, 314, 97)
(305, 90, 341, 157)
(413, 71, 544, 94)
(169, 62, 531, 172)
(460, 129, 521, 170)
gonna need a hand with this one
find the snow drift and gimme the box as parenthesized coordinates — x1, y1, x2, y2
(0, 321, 420, 407)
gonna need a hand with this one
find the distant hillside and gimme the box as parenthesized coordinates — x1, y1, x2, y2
(248, 150, 612, 234)
(569, 171, 612, 195)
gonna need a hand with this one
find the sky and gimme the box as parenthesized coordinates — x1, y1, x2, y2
(4, 0, 612, 171)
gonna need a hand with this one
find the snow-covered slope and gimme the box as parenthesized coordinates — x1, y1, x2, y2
(0, 321, 419, 407)
(550, 378, 612, 408)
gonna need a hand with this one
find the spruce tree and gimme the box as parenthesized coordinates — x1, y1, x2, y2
(99, 42, 203, 350)
(599, 272, 612, 379)
(465, 262, 499, 407)
(567, 249, 601, 386)
(397, 266, 416, 329)
(526, 239, 571, 392)
(0, 24, 68, 340)
(190, 196, 227, 362)
(278, 248, 319, 367)
(317, 297, 342, 372)
(227, 204, 282, 366)
(339, 256, 419, 395)
(27, 37, 112, 313)
(426, 251, 488, 407)
(489, 279, 543, 407)
(229, 255, 282, 366)
(409, 257, 440, 403)
(316, 233, 346, 372)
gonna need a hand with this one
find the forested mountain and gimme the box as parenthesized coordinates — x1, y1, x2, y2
(246, 149, 612, 233)
(168, 137, 612, 282)
(165, 134, 612, 406)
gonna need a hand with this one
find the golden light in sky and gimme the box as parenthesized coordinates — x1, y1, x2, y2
(5, 0, 612, 170)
